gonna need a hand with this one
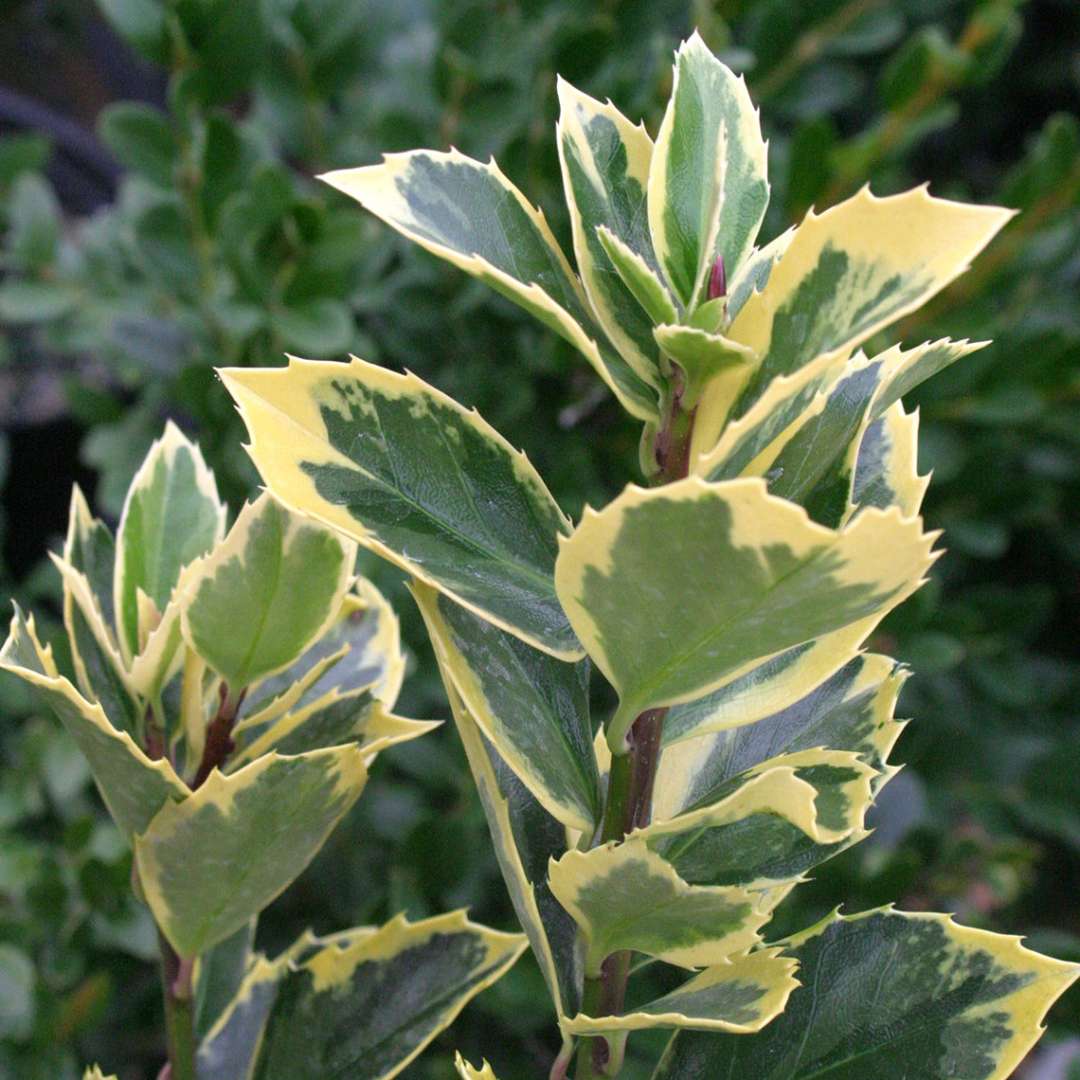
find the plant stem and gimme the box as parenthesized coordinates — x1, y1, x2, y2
(191, 682, 245, 789)
(159, 933, 196, 1080)
(573, 376, 694, 1076)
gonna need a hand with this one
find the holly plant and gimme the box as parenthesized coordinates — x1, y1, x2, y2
(0, 424, 525, 1079)
(220, 31, 1079, 1080)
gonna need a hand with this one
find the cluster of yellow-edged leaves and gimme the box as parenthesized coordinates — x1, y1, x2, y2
(0, 423, 528, 1079)
(216, 32, 1079, 1080)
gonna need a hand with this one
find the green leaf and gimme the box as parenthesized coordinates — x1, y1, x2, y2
(0, 944, 35, 1040)
(548, 838, 770, 974)
(7, 173, 61, 269)
(133, 202, 200, 287)
(728, 187, 1012, 416)
(555, 477, 935, 749)
(0, 279, 77, 323)
(136, 746, 367, 957)
(270, 298, 354, 356)
(0, 132, 50, 186)
(321, 150, 657, 421)
(654, 909, 1080, 1080)
(195, 919, 256, 1040)
(414, 581, 599, 831)
(221, 356, 583, 660)
(555, 78, 662, 386)
(648, 32, 769, 306)
(96, 0, 169, 63)
(441, 678, 582, 1026)
(565, 947, 797, 1035)
(98, 103, 177, 188)
(114, 422, 226, 663)
(0, 606, 187, 836)
(181, 492, 355, 690)
(241, 913, 526, 1080)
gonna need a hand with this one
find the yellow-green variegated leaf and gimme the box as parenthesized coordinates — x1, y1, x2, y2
(660, 617, 877, 747)
(648, 32, 768, 306)
(555, 477, 934, 749)
(51, 554, 140, 735)
(65, 487, 116, 626)
(654, 908, 1080, 1080)
(194, 919, 256, 1041)
(849, 403, 928, 520)
(321, 151, 656, 420)
(728, 188, 1012, 414)
(565, 947, 797, 1035)
(454, 1054, 498, 1080)
(652, 325, 755, 408)
(692, 348, 846, 478)
(596, 226, 678, 326)
(556, 78, 662, 386)
(181, 492, 355, 690)
(413, 582, 599, 831)
(641, 750, 877, 891)
(0, 606, 188, 836)
(136, 747, 366, 957)
(724, 226, 795, 325)
(657, 654, 903, 816)
(702, 339, 983, 527)
(440, 672, 582, 1025)
(114, 421, 226, 663)
(245, 912, 525, 1080)
(82, 1068, 118, 1080)
(244, 579, 405, 717)
(222, 357, 583, 661)
(231, 693, 436, 768)
(548, 838, 770, 974)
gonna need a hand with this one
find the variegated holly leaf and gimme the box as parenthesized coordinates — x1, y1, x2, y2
(723, 226, 795, 325)
(82, 1068, 117, 1080)
(0, 606, 188, 836)
(727, 188, 1012, 417)
(640, 750, 878, 891)
(321, 150, 657, 421)
(660, 618, 878, 748)
(849, 403, 928, 520)
(549, 838, 771, 974)
(51, 553, 141, 735)
(454, 1055, 498, 1080)
(440, 674, 582, 1027)
(596, 226, 678, 326)
(700, 339, 981, 526)
(654, 909, 1080, 1080)
(652, 325, 755, 408)
(243, 578, 404, 717)
(648, 32, 768, 306)
(555, 477, 934, 749)
(413, 582, 599, 831)
(656, 653, 905, 822)
(194, 920, 256, 1040)
(202, 913, 525, 1080)
(221, 357, 583, 660)
(114, 421, 226, 663)
(181, 492, 355, 690)
(565, 947, 797, 1035)
(556, 78, 662, 386)
(230, 693, 436, 768)
(136, 746, 366, 957)
(65, 487, 115, 626)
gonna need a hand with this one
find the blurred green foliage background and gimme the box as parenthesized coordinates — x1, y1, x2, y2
(0, 0, 1078, 1076)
